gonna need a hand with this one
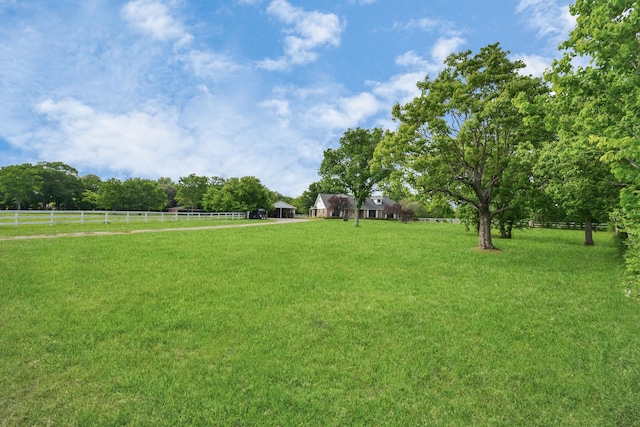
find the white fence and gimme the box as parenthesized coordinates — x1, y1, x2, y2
(417, 218, 461, 223)
(0, 210, 246, 227)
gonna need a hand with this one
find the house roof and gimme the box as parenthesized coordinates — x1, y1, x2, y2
(313, 193, 396, 210)
(274, 201, 296, 210)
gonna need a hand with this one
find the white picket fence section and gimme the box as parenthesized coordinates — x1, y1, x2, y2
(0, 210, 246, 227)
(417, 218, 461, 223)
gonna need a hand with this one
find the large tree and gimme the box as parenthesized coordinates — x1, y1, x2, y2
(203, 176, 273, 213)
(548, 1, 639, 271)
(120, 178, 167, 211)
(0, 163, 42, 210)
(36, 161, 83, 209)
(375, 43, 549, 249)
(534, 138, 619, 245)
(319, 127, 391, 227)
(176, 174, 209, 211)
(157, 177, 178, 209)
(78, 174, 102, 210)
(97, 178, 124, 210)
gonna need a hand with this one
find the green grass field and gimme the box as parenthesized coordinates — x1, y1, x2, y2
(1, 220, 638, 426)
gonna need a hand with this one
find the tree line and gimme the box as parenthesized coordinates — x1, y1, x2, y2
(0, 162, 285, 213)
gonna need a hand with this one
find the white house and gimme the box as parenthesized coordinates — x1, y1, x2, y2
(309, 193, 397, 219)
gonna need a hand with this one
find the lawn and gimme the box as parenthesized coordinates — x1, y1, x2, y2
(1, 220, 638, 426)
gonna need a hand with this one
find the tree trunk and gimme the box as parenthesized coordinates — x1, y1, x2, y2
(584, 218, 594, 246)
(354, 204, 361, 227)
(499, 222, 507, 239)
(478, 211, 495, 250)
(505, 221, 512, 239)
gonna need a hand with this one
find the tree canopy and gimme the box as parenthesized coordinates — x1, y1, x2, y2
(375, 43, 549, 249)
(319, 127, 391, 227)
(0, 164, 43, 210)
(548, 0, 639, 272)
(176, 174, 210, 211)
(203, 176, 273, 213)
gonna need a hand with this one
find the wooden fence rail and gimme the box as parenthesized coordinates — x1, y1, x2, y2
(0, 210, 246, 227)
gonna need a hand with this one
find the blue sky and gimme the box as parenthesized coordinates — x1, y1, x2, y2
(0, 0, 574, 196)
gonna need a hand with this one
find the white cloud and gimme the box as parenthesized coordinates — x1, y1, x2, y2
(32, 91, 327, 196)
(35, 98, 187, 177)
(512, 53, 553, 77)
(516, 0, 575, 42)
(260, 99, 291, 121)
(121, 0, 193, 46)
(307, 92, 382, 131)
(258, 0, 343, 69)
(398, 17, 441, 32)
(395, 51, 429, 68)
(182, 49, 244, 80)
(431, 36, 467, 64)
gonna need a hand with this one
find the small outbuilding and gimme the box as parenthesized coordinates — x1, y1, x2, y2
(272, 201, 297, 218)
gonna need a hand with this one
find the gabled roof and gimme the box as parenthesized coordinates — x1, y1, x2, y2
(274, 201, 296, 209)
(313, 193, 396, 210)
(361, 196, 396, 210)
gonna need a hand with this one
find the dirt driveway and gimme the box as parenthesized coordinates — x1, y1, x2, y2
(0, 218, 309, 241)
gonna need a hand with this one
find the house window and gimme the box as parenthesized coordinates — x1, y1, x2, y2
(368, 210, 377, 218)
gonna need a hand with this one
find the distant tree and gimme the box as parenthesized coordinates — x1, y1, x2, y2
(79, 174, 102, 210)
(36, 161, 83, 209)
(320, 127, 391, 227)
(120, 178, 166, 211)
(0, 163, 42, 210)
(203, 176, 273, 212)
(383, 203, 414, 223)
(269, 189, 293, 205)
(374, 43, 549, 249)
(534, 137, 619, 245)
(97, 178, 124, 210)
(79, 189, 100, 210)
(81, 174, 102, 192)
(176, 174, 209, 211)
(400, 199, 428, 219)
(209, 176, 226, 190)
(328, 195, 351, 221)
(157, 177, 178, 209)
(294, 179, 344, 214)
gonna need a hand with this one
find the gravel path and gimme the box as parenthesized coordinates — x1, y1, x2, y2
(0, 218, 309, 241)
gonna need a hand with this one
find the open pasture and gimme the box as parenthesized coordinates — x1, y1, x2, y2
(1, 220, 638, 425)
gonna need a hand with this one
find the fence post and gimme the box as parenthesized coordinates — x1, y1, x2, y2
(126, 212, 130, 223)
(145, 212, 148, 223)
(50, 211, 54, 226)
(105, 212, 109, 224)
(14, 211, 18, 227)
(81, 211, 84, 225)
